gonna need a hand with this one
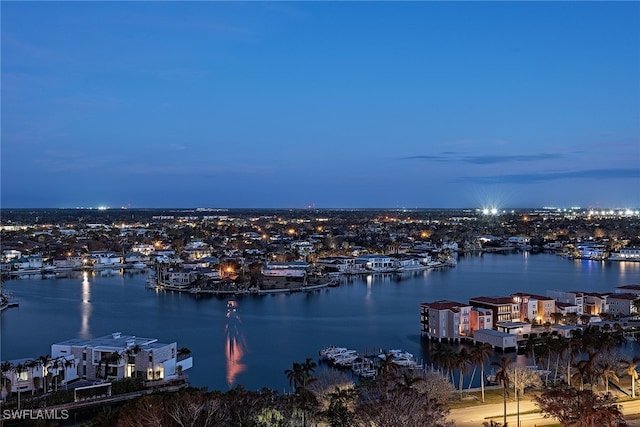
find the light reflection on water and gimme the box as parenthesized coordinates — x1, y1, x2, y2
(80, 271, 92, 339)
(225, 299, 246, 387)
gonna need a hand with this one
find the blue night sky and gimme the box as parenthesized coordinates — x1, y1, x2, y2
(2, 2, 639, 209)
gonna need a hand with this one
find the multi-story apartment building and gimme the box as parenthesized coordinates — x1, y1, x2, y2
(469, 307, 493, 332)
(606, 293, 638, 316)
(547, 290, 584, 315)
(555, 301, 582, 317)
(583, 292, 609, 315)
(615, 284, 640, 296)
(420, 300, 471, 341)
(468, 296, 518, 327)
(512, 293, 556, 324)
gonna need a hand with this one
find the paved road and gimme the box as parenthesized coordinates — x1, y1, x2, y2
(449, 397, 640, 427)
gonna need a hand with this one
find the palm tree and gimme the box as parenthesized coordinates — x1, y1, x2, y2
(623, 357, 640, 398)
(24, 359, 39, 395)
(566, 334, 582, 387)
(573, 351, 598, 391)
(539, 333, 555, 383)
(456, 348, 471, 396)
(1, 361, 13, 400)
(284, 362, 303, 392)
(177, 347, 192, 360)
(524, 333, 539, 367)
(378, 352, 399, 380)
(50, 357, 63, 391)
(106, 351, 124, 379)
(62, 358, 76, 389)
(492, 356, 512, 427)
(14, 363, 26, 410)
(284, 359, 317, 427)
(124, 344, 142, 378)
(300, 357, 317, 386)
(37, 354, 51, 392)
(468, 343, 493, 402)
(552, 336, 567, 384)
(432, 343, 458, 385)
(597, 359, 620, 394)
(551, 312, 563, 325)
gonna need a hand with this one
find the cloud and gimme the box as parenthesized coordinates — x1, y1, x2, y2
(453, 168, 640, 184)
(403, 151, 566, 164)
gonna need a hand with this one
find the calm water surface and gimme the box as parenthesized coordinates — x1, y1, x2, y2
(2, 253, 640, 392)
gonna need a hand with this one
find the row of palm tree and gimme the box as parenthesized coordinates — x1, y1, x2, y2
(1, 354, 77, 410)
(428, 325, 638, 427)
(431, 342, 493, 401)
(522, 325, 637, 394)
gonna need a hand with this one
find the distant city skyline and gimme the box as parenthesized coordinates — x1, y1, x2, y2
(2, 2, 639, 209)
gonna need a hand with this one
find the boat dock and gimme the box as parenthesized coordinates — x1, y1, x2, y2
(319, 345, 425, 380)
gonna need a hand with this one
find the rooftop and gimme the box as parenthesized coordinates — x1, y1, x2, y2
(469, 296, 514, 305)
(53, 332, 162, 350)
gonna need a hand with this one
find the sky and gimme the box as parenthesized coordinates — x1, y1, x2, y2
(1, 2, 639, 209)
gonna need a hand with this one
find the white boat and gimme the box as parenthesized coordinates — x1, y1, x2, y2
(379, 349, 421, 368)
(352, 358, 377, 378)
(333, 353, 359, 367)
(132, 262, 147, 269)
(320, 346, 348, 358)
(320, 346, 360, 366)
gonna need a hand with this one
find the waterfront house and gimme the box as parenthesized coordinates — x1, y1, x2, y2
(27, 255, 44, 269)
(124, 251, 149, 264)
(1, 249, 22, 262)
(575, 243, 608, 260)
(472, 329, 517, 351)
(390, 254, 430, 271)
(52, 254, 84, 269)
(316, 256, 365, 274)
(158, 268, 198, 289)
(356, 254, 396, 272)
(609, 247, 640, 262)
(87, 251, 123, 267)
(263, 261, 309, 278)
(51, 332, 192, 382)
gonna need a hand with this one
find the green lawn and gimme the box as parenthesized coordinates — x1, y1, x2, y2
(449, 388, 518, 408)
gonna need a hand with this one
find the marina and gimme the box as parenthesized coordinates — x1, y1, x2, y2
(319, 345, 424, 380)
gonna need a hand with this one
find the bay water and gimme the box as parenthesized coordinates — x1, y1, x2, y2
(2, 252, 640, 392)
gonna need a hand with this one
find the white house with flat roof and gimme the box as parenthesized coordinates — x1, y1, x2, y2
(496, 321, 532, 336)
(473, 329, 518, 351)
(51, 332, 192, 382)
